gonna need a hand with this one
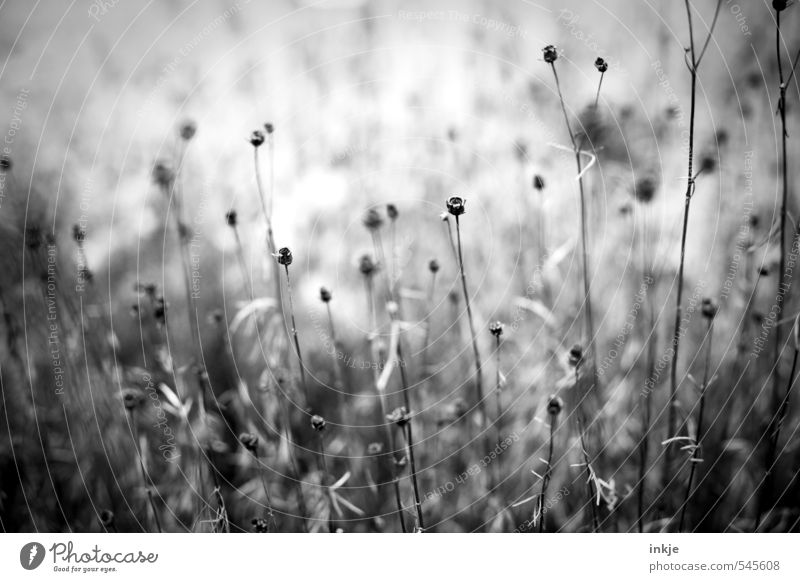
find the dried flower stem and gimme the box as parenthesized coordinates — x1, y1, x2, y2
(547, 60, 598, 386)
(317, 432, 336, 533)
(281, 264, 309, 404)
(127, 408, 162, 533)
(678, 315, 714, 531)
(453, 215, 486, 437)
(538, 414, 557, 533)
(665, 0, 720, 498)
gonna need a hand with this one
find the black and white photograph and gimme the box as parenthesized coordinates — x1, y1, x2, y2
(0, 0, 799, 578)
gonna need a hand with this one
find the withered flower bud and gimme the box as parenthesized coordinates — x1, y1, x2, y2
(276, 247, 293, 266)
(387, 203, 399, 221)
(428, 259, 440, 273)
(489, 321, 504, 338)
(225, 209, 237, 227)
(594, 57, 608, 73)
(359, 254, 376, 276)
(533, 174, 545, 191)
(568, 344, 583, 368)
(250, 130, 265, 147)
(446, 196, 466, 216)
(701, 298, 718, 320)
(543, 45, 558, 63)
(320, 286, 332, 303)
(122, 388, 144, 411)
(362, 208, 384, 231)
(547, 395, 564, 416)
(179, 120, 197, 141)
(311, 414, 326, 431)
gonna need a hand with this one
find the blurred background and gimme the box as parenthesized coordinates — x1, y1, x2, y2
(1, 0, 798, 533)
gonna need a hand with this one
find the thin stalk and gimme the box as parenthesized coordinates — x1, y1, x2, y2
(678, 317, 714, 531)
(420, 267, 438, 382)
(276, 394, 309, 532)
(232, 225, 255, 302)
(538, 413, 557, 533)
(127, 408, 162, 533)
(363, 272, 407, 532)
(493, 335, 503, 488)
(325, 301, 349, 427)
(254, 147, 282, 307)
(317, 432, 336, 533)
(370, 229, 425, 530)
(761, 6, 791, 531)
(454, 215, 486, 435)
(548, 61, 598, 385)
(575, 367, 599, 532)
(759, 319, 800, 528)
(594, 71, 605, 109)
(666, 0, 700, 492)
(282, 264, 309, 405)
(401, 420, 425, 530)
(251, 447, 276, 531)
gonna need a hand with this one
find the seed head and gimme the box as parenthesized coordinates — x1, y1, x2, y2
(252, 517, 269, 533)
(179, 119, 197, 141)
(320, 286, 332, 303)
(386, 406, 411, 427)
(0, 155, 11, 172)
(366, 442, 384, 455)
(359, 254, 376, 276)
(311, 414, 326, 431)
(759, 266, 770, 277)
(152, 160, 175, 189)
(362, 208, 384, 231)
(154, 296, 167, 325)
(773, 0, 788, 11)
(547, 395, 564, 417)
(533, 174, 545, 191)
(701, 298, 718, 320)
(99, 509, 115, 528)
(543, 45, 558, 63)
(428, 258, 440, 273)
(276, 247, 293, 266)
(122, 388, 144, 411)
(699, 153, 716, 173)
(249, 130, 265, 147)
(387, 203, 399, 221)
(239, 432, 259, 453)
(225, 209, 237, 227)
(594, 57, 608, 73)
(633, 175, 657, 204)
(568, 344, 583, 368)
(264, 122, 274, 135)
(489, 321, 504, 338)
(446, 195, 466, 217)
(72, 224, 86, 243)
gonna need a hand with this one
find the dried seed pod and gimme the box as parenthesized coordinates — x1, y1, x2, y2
(594, 57, 608, 73)
(428, 259, 440, 273)
(276, 247, 293, 266)
(489, 321, 504, 338)
(446, 195, 466, 216)
(362, 208, 384, 231)
(543, 45, 558, 63)
(311, 415, 326, 431)
(249, 130, 265, 147)
(568, 344, 583, 368)
(225, 209, 237, 227)
(547, 395, 563, 416)
(533, 174, 545, 191)
(320, 287, 332, 303)
(387, 203, 399, 220)
(701, 298, 718, 320)
(179, 119, 197, 141)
